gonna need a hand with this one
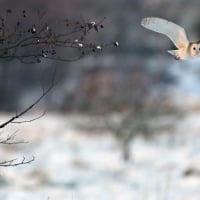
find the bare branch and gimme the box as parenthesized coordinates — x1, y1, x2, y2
(0, 156, 35, 167)
(0, 11, 115, 63)
(0, 135, 27, 145)
(11, 112, 46, 124)
(0, 68, 56, 129)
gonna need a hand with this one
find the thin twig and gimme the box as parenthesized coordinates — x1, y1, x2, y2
(11, 112, 46, 124)
(0, 156, 35, 167)
(0, 131, 28, 145)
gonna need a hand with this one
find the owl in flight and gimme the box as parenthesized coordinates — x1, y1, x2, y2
(141, 17, 200, 60)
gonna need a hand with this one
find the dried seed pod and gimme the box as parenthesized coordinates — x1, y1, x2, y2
(31, 27, 36, 34)
(114, 41, 119, 47)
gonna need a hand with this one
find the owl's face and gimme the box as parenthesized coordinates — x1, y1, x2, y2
(189, 43, 200, 57)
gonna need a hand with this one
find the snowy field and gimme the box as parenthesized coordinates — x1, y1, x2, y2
(0, 112, 200, 200)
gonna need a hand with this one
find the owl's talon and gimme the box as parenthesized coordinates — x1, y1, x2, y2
(175, 55, 180, 60)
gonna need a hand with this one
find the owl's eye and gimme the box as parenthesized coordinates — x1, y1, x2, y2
(193, 47, 196, 50)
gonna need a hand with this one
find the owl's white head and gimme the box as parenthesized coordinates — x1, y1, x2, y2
(189, 43, 200, 57)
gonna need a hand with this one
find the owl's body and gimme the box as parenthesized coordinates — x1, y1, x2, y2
(141, 17, 200, 60)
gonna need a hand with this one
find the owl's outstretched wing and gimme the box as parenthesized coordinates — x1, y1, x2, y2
(141, 17, 189, 48)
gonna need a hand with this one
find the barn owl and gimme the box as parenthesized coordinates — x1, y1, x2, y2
(141, 17, 200, 60)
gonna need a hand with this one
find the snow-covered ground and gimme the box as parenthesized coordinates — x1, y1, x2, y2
(0, 113, 200, 200)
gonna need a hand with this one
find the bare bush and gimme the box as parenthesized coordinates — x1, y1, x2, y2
(0, 9, 116, 167)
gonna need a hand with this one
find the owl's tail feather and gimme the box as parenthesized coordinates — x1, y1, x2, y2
(167, 50, 181, 60)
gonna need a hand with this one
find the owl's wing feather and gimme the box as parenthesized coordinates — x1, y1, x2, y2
(141, 17, 189, 48)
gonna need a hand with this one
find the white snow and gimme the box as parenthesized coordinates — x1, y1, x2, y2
(0, 112, 199, 200)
